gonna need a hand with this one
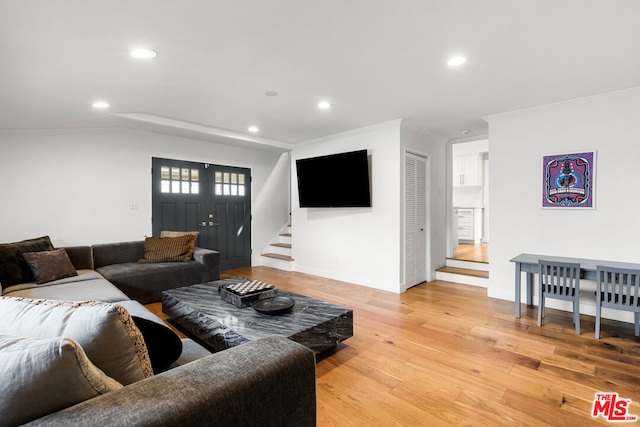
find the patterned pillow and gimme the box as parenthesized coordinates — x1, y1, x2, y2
(0, 236, 54, 286)
(0, 334, 123, 426)
(138, 235, 196, 263)
(22, 248, 78, 284)
(0, 297, 153, 385)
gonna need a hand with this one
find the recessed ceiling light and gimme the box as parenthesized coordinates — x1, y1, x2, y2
(318, 101, 331, 110)
(92, 101, 110, 109)
(130, 48, 157, 59)
(248, 126, 259, 133)
(447, 56, 466, 67)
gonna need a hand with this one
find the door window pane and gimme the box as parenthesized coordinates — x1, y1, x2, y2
(161, 166, 170, 180)
(160, 164, 202, 196)
(212, 169, 248, 197)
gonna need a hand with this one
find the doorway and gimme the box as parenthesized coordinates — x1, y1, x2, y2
(151, 157, 252, 271)
(449, 140, 489, 264)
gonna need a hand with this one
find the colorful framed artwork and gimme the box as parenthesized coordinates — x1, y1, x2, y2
(542, 150, 596, 209)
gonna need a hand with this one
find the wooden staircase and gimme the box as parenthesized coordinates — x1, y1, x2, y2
(261, 225, 294, 271)
(435, 258, 489, 287)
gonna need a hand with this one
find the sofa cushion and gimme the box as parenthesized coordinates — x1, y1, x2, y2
(0, 236, 54, 286)
(138, 235, 196, 263)
(2, 271, 130, 303)
(0, 334, 122, 426)
(22, 248, 78, 284)
(0, 297, 153, 385)
(92, 241, 145, 268)
(97, 261, 206, 304)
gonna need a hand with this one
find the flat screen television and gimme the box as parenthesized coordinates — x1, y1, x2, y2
(296, 149, 371, 208)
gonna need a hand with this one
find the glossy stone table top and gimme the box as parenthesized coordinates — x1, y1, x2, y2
(162, 278, 353, 354)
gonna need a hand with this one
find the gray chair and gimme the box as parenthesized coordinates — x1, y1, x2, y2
(595, 265, 640, 339)
(537, 260, 581, 334)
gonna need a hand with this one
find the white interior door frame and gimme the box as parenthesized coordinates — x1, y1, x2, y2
(403, 149, 430, 290)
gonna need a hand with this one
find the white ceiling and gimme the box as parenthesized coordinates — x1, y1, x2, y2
(2, 1, 640, 150)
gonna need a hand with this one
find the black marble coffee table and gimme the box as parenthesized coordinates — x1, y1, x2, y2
(162, 279, 353, 355)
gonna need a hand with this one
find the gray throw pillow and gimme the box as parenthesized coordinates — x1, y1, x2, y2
(0, 236, 54, 286)
(0, 297, 153, 385)
(22, 248, 78, 284)
(0, 334, 122, 426)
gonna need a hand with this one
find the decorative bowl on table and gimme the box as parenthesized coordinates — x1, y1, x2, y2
(252, 296, 295, 315)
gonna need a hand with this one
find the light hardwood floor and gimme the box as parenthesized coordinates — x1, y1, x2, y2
(451, 243, 489, 263)
(150, 266, 640, 426)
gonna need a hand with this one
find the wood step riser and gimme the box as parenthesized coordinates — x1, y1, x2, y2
(268, 245, 292, 256)
(260, 255, 294, 272)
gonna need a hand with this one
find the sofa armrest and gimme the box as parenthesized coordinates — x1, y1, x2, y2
(193, 247, 220, 281)
(26, 335, 316, 427)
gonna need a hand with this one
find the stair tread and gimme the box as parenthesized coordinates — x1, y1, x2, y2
(436, 266, 489, 279)
(279, 233, 291, 237)
(262, 253, 294, 261)
(271, 243, 292, 248)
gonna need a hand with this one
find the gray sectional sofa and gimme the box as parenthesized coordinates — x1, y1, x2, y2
(92, 240, 221, 303)
(25, 336, 317, 427)
(3, 241, 220, 304)
(0, 239, 317, 426)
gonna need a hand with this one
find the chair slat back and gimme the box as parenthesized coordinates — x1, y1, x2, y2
(596, 266, 640, 308)
(539, 260, 580, 297)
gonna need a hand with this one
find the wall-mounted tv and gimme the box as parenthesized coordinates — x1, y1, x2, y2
(296, 149, 371, 208)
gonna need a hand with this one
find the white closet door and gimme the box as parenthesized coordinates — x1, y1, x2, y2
(405, 152, 427, 288)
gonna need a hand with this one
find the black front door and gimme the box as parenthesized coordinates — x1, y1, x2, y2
(152, 157, 252, 271)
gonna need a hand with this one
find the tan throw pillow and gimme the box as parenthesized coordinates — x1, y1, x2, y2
(138, 235, 196, 263)
(160, 230, 199, 239)
(0, 297, 153, 385)
(0, 334, 123, 426)
(22, 248, 78, 284)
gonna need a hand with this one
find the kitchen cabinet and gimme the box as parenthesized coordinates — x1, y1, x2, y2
(455, 207, 483, 244)
(453, 154, 480, 186)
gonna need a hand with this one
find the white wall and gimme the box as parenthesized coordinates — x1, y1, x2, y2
(291, 121, 403, 292)
(0, 128, 290, 262)
(487, 87, 640, 322)
(290, 120, 448, 293)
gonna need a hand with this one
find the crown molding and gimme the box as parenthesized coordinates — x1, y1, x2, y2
(483, 86, 640, 123)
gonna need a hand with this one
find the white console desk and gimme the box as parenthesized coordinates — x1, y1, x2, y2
(510, 253, 640, 318)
